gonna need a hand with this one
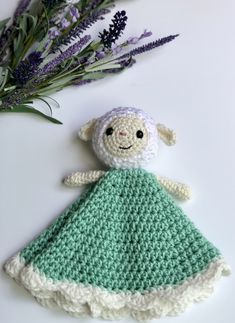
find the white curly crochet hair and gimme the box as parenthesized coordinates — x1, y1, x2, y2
(79, 107, 176, 168)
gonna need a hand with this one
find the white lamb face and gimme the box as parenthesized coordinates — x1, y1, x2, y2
(103, 116, 148, 158)
(78, 107, 176, 169)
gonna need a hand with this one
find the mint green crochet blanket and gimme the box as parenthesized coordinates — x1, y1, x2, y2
(19, 168, 220, 291)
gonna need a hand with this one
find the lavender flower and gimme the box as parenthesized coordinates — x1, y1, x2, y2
(99, 11, 128, 48)
(118, 34, 179, 60)
(127, 30, 152, 45)
(112, 45, 122, 55)
(127, 37, 139, 45)
(12, 51, 43, 85)
(48, 27, 61, 39)
(13, 0, 31, 20)
(0, 0, 179, 124)
(51, 9, 109, 52)
(61, 17, 70, 29)
(96, 50, 106, 59)
(42, 35, 91, 74)
(139, 29, 152, 39)
(1, 89, 31, 109)
(69, 6, 80, 23)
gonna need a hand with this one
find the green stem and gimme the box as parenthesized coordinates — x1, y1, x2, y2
(49, 66, 84, 82)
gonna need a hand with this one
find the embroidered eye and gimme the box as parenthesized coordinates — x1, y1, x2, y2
(136, 130, 144, 139)
(106, 127, 114, 136)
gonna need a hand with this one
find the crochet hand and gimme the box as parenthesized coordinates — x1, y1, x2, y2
(156, 176, 191, 201)
(63, 170, 106, 187)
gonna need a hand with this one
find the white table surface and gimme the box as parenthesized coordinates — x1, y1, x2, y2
(0, 0, 235, 322)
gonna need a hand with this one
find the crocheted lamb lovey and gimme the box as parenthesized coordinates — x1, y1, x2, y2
(4, 107, 231, 321)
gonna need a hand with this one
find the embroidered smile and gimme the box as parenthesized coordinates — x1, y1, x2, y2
(119, 145, 133, 150)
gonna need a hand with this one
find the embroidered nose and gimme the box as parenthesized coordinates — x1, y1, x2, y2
(119, 131, 127, 136)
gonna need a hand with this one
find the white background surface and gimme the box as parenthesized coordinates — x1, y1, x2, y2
(0, 0, 235, 322)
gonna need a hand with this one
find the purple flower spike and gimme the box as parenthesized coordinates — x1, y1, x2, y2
(48, 27, 60, 40)
(12, 51, 43, 85)
(41, 35, 91, 75)
(70, 6, 80, 22)
(13, 0, 31, 20)
(99, 11, 128, 48)
(61, 18, 70, 29)
(127, 37, 139, 45)
(118, 34, 179, 60)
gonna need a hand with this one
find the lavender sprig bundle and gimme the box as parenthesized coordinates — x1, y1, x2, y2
(0, 0, 178, 124)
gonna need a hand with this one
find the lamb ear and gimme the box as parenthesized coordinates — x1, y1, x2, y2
(157, 123, 176, 146)
(78, 118, 97, 141)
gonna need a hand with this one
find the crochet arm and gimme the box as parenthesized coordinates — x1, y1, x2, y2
(64, 170, 106, 187)
(156, 175, 191, 201)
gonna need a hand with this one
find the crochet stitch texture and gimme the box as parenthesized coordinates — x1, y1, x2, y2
(5, 169, 230, 320)
(20, 169, 220, 290)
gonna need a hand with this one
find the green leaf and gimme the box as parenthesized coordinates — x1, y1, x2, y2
(44, 74, 80, 90)
(19, 14, 38, 35)
(41, 96, 60, 108)
(0, 17, 10, 33)
(58, 57, 76, 74)
(19, 15, 28, 36)
(36, 97, 53, 116)
(13, 31, 23, 53)
(36, 87, 64, 97)
(82, 72, 107, 80)
(13, 14, 38, 59)
(0, 67, 3, 83)
(1, 104, 62, 124)
(90, 41, 102, 52)
(37, 71, 87, 95)
(24, 14, 38, 30)
(0, 68, 9, 91)
(86, 62, 121, 72)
